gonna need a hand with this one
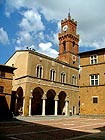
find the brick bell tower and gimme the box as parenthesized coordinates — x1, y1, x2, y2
(58, 12, 79, 67)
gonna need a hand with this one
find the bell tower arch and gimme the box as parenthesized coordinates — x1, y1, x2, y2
(58, 12, 79, 67)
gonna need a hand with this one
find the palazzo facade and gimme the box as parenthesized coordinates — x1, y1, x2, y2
(6, 13, 80, 116)
(79, 48, 105, 116)
(0, 64, 16, 119)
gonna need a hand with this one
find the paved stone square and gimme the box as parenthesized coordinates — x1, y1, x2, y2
(0, 116, 105, 140)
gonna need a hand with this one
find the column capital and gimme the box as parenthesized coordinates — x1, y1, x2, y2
(16, 94, 19, 98)
(29, 96, 33, 99)
(54, 95, 59, 101)
(42, 94, 47, 100)
(65, 96, 69, 102)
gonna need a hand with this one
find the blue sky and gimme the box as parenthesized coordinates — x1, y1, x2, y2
(0, 0, 105, 64)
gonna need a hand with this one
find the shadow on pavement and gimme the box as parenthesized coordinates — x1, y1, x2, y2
(95, 125, 105, 132)
(0, 117, 91, 140)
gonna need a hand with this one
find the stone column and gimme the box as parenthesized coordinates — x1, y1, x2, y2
(22, 97, 25, 116)
(42, 99, 46, 116)
(15, 95, 18, 116)
(29, 96, 33, 116)
(54, 100, 58, 116)
(42, 94, 47, 116)
(54, 95, 59, 116)
(65, 97, 69, 116)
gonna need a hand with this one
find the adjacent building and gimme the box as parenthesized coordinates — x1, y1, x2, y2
(79, 48, 105, 116)
(0, 64, 16, 119)
(6, 13, 80, 116)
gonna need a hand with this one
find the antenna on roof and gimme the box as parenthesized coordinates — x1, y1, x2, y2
(26, 46, 29, 50)
(32, 48, 35, 51)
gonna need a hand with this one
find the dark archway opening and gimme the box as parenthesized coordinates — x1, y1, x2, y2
(31, 87, 43, 115)
(11, 87, 23, 116)
(0, 95, 11, 119)
(46, 90, 56, 115)
(58, 91, 66, 115)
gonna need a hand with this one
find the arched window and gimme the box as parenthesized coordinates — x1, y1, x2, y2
(72, 41, 75, 52)
(63, 41, 66, 52)
(50, 69, 55, 81)
(73, 41, 75, 47)
(36, 64, 43, 78)
(61, 72, 66, 83)
(72, 75, 77, 85)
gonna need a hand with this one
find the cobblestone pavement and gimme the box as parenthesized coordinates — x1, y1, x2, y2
(0, 115, 105, 140)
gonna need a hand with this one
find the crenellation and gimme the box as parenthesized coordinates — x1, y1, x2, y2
(75, 21, 77, 24)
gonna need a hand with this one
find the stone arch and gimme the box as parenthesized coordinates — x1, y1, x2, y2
(31, 87, 44, 115)
(17, 87, 23, 115)
(46, 89, 56, 115)
(58, 91, 66, 115)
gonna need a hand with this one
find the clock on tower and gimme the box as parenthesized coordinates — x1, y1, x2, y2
(62, 25, 68, 32)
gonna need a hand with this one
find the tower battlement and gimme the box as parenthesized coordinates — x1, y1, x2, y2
(61, 14, 77, 25)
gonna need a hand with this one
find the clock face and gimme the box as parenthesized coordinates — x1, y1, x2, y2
(63, 25, 68, 31)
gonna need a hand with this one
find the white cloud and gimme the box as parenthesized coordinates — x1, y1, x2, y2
(16, 31, 33, 45)
(0, 27, 9, 45)
(5, 0, 105, 51)
(39, 42, 52, 51)
(38, 42, 58, 58)
(15, 30, 35, 50)
(19, 10, 44, 32)
(6, 0, 37, 9)
(48, 22, 60, 45)
(38, 32, 45, 41)
(15, 9, 45, 51)
(52, 33, 58, 45)
(92, 37, 105, 49)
